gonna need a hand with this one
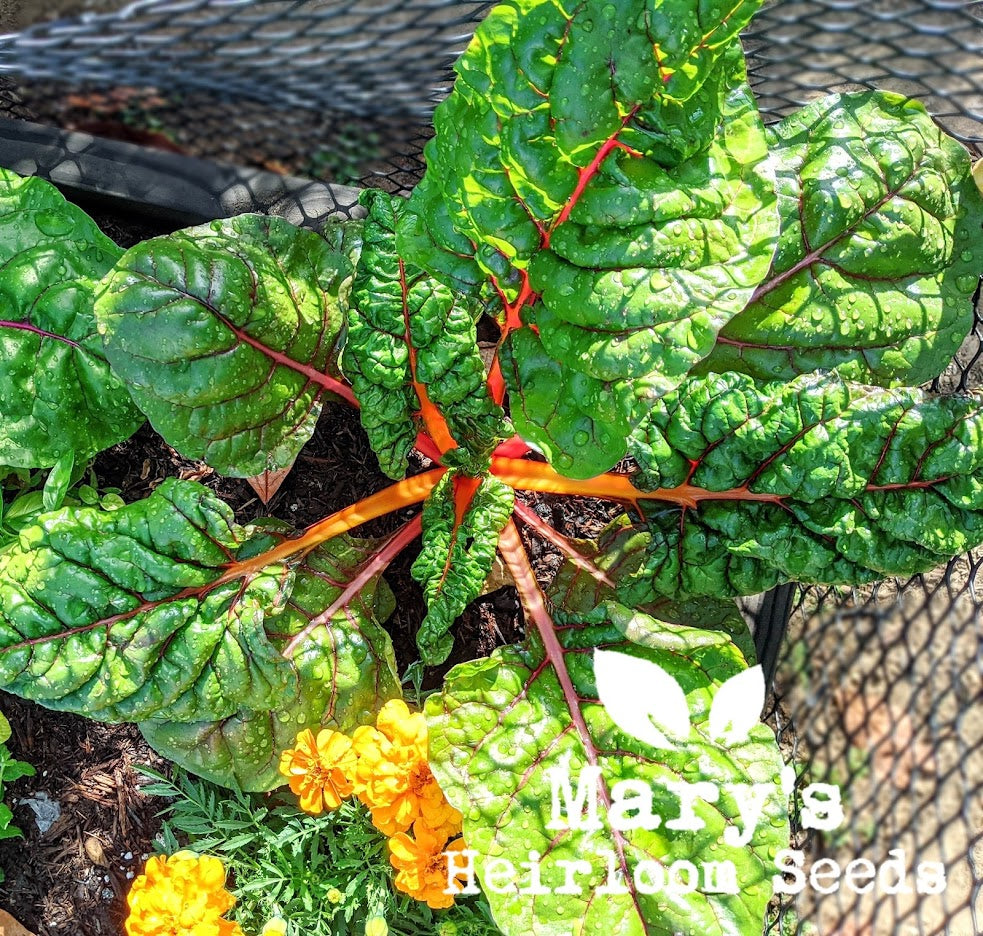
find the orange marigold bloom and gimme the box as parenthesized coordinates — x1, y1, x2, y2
(279, 727, 356, 814)
(125, 851, 244, 936)
(352, 699, 461, 838)
(388, 821, 469, 909)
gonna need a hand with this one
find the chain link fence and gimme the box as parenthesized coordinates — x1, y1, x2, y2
(0, 2, 981, 934)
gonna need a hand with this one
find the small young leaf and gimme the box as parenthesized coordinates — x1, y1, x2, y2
(343, 190, 507, 478)
(2, 491, 43, 524)
(411, 472, 514, 663)
(95, 215, 359, 477)
(0, 168, 143, 468)
(701, 92, 983, 386)
(593, 648, 690, 748)
(41, 452, 75, 512)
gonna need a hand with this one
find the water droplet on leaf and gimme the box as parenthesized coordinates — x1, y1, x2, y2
(35, 211, 74, 237)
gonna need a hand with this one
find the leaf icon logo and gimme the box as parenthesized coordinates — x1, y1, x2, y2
(593, 649, 689, 749)
(708, 664, 765, 746)
(594, 649, 764, 750)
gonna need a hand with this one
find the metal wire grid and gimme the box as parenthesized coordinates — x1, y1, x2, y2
(0, 2, 981, 935)
(771, 551, 983, 936)
(744, 0, 983, 148)
(0, 0, 496, 117)
(1, 1, 981, 192)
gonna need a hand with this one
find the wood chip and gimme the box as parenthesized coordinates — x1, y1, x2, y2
(0, 909, 39, 936)
(84, 835, 109, 869)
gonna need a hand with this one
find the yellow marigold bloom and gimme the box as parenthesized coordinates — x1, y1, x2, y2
(388, 822, 469, 910)
(125, 851, 244, 936)
(352, 700, 461, 838)
(364, 917, 389, 936)
(278, 727, 356, 814)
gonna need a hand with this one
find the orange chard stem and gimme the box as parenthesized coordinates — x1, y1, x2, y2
(9, 470, 446, 657)
(210, 468, 445, 588)
(487, 271, 536, 407)
(400, 257, 458, 456)
(282, 513, 424, 658)
(490, 457, 785, 510)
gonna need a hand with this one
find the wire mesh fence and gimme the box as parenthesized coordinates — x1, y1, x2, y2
(0, 1, 981, 934)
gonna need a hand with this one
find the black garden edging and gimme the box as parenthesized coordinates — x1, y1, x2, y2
(0, 117, 364, 229)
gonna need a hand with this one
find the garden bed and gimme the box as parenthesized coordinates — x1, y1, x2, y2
(0, 198, 622, 928)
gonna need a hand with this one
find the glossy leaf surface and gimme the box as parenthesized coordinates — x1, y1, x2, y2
(141, 534, 400, 791)
(411, 472, 514, 663)
(95, 215, 358, 477)
(624, 372, 983, 600)
(343, 191, 507, 477)
(0, 168, 142, 468)
(404, 6, 778, 476)
(427, 601, 786, 936)
(545, 516, 757, 663)
(702, 92, 983, 385)
(0, 479, 293, 722)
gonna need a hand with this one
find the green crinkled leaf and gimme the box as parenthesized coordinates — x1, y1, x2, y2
(342, 191, 507, 478)
(527, 50, 775, 386)
(0, 479, 293, 722)
(404, 9, 778, 476)
(0, 168, 143, 468)
(624, 371, 983, 601)
(500, 328, 636, 478)
(547, 516, 758, 664)
(411, 472, 514, 663)
(141, 534, 401, 791)
(95, 214, 359, 477)
(701, 91, 983, 385)
(427, 601, 786, 936)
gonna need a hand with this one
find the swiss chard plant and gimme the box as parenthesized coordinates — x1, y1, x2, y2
(1, 0, 982, 933)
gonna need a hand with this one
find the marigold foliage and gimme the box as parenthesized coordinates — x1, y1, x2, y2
(125, 851, 244, 936)
(277, 700, 466, 909)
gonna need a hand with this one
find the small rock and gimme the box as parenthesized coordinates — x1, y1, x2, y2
(18, 792, 60, 834)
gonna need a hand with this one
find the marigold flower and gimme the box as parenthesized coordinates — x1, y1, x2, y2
(388, 821, 469, 909)
(352, 699, 461, 838)
(364, 917, 389, 936)
(279, 727, 356, 814)
(125, 851, 244, 936)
